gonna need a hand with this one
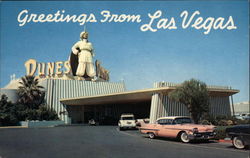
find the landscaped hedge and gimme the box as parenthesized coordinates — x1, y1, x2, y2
(213, 126, 232, 140)
(200, 115, 249, 140)
(0, 94, 58, 126)
(201, 115, 249, 126)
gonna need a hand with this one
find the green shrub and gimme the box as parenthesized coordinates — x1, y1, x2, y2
(0, 95, 18, 126)
(217, 120, 228, 126)
(201, 114, 249, 140)
(201, 115, 249, 126)
(14, 103, 29, 121)
(25, 109, 39, 120)
(202, 115, 249, 140)
(200, 119, 211, 125)
(214, 126, 231, 140)
(0, 94, 59, 126)
(36, 106, 58, 121)
(234, 119, 250, 125)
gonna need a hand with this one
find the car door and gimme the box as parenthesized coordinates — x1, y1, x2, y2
(154, 119, 165, 136)
(241, 126, 250, 144)
(157, 119, 176, 137)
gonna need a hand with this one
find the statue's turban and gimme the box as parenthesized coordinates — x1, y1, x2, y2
(80, 31, 88, 39)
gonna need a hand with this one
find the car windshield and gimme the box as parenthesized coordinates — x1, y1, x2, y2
(173, 118, 192, 124)
(122, 117, 134, 120)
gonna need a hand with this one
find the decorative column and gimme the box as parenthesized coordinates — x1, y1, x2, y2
(149, 82, 164, 123)
(149, 93, 160, 123)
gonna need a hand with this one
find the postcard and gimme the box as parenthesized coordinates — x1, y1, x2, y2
(0, 1, 249, 158)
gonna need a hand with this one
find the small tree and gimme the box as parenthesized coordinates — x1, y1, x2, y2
(0, 95, 18, 126)
(14, 103, 28, 121)
(169, 79, 209, 124)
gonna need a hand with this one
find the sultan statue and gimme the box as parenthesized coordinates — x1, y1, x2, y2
(70, 31, 96, 80)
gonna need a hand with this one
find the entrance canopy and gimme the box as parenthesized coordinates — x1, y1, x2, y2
(60, 87, 239, 106)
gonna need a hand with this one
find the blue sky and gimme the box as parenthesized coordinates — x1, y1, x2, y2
(0, 1, 249, 103)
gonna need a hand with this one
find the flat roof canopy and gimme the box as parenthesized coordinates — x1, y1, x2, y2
(60, 87, 239, 106)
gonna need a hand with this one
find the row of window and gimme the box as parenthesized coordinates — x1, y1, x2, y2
(157, 118, 192, 125)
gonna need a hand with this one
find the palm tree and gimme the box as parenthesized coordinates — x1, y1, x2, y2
(18, 75, 45, 109)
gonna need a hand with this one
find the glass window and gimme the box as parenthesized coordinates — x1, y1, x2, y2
(157, 119, 173, 125)
(173, 118, 192, 124)
(122, 117, 134, 120)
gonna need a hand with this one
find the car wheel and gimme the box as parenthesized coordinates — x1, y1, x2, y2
(180, 132, 190, 143)
(119, 127, 123, 131)
(148, 132, 155, 139)
(233, 136, 245, 149)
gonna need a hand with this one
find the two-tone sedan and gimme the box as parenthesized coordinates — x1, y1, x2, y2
(139, 116, 216, 143)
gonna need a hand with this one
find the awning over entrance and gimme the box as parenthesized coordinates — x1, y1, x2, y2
(60, 87, 239, 106)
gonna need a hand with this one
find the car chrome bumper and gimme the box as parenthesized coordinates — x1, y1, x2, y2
(121, 126, 136, 128)
(188, 132, 216, 140)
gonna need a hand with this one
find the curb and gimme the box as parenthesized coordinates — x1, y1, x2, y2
(216, 139, 232, 143)
(0, 126, 27, 129)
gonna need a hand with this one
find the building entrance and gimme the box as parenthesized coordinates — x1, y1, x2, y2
(67, 101, 151, 124)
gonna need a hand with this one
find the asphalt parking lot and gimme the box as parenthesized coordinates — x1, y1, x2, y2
(0, 126, 249, 158)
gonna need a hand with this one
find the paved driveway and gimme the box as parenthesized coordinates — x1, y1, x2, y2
(0, 126, 249, 158)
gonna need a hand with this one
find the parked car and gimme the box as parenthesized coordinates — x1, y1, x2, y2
(88, 119, 96, 126)
(118, 113, 136, 130)
(226, 125, 250, 149)
(235, 114, 244, 120)
(235, 113, 250, 120)
(136, 118, 150, 128)
(139, 116, 216, 143)
(242, 113, 250, 120)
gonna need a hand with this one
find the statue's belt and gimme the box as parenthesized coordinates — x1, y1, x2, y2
(79, 49, 92, 52)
